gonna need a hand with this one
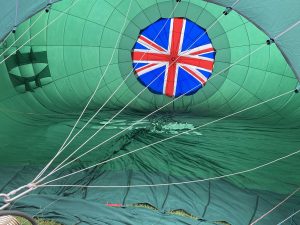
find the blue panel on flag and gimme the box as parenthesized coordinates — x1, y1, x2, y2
(137, 66, 166, 95)
(132, 17, 216, 97)
(176, 67, 204, 96)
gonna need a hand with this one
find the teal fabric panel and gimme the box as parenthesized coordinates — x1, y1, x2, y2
(0, 0, 59, 41)
(0, 1, 300, 224)
(205, 0, 300, 80)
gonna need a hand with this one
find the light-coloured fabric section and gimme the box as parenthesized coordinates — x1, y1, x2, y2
(205, 0, 300, 80)
(0, 0, 59, 41)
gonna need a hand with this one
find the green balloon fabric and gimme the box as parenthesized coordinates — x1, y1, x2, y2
(0, 0, 300, 120)
(0, 0, 59, 41)
(206, 0, 300, 81)
(0, 0, 299, 225)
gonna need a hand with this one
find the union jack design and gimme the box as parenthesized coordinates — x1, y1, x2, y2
(132, 18, 216, 97)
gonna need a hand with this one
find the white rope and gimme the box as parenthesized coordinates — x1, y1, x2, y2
(275, 19, 300, 40)
(32, 0, 133, 182)
(35, 0, 249, 183)
(39, 148, 300, 188)
(250, 187, 300, 225)
(277, 208, 300, 225)
(7, 194, 63, 225)
(19, 198, 62, 225)
(35, 0, 299, 182)
(0, 32, 12, 47)
(36, 1, 181, 182)
(0, 10, 45, 58)
(40, 89, 294, 186)
(1, 0, 193, 208)
(14, 0, 19, 28)
(177, 0, 241, 57)
(1, 0, 298, 209)
(38, 7, 242, 181)
(231, 0, 241, 8)
(0, 0, 81, 66)
(178, 12, 225, 56)
(38, 43, 267, 182)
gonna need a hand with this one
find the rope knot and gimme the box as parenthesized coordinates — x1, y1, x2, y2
(0, 193, 10, 202)
(26, 183, 37, 189)
(0, 193, 11, 210)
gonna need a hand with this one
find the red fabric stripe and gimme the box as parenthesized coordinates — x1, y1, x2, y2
(165, 63, 177, 97)
(136, 63, 157, 74)
(132, 52, 169, 62)
(170, 18, 184, 55)
(177, 56, 214, 71)
(181, 65, 206, 84)
(190, 47, 215, 56)
(139, 35, 165, 52)
(106, 203, 123, 207)
(165, 18, 184, 97)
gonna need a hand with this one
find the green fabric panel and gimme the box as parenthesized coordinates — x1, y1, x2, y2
(206, 0, 300, 80)
(0, 114, 300, 224)
(0, 1, 300, 224)
(0, 0, 60, 41)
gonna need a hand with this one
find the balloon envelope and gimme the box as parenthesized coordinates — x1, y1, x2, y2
(0, 0, 299, 224)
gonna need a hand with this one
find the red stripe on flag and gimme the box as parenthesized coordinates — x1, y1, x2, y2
(181, 65, 206, 85)
(139, 35, 165, 52)
(177, 56, 214, 71)
(170, 18, 184, 56)
(190, 47, 215, 56)
(132, 52, 169, 62)
(165, 63, 177, 97)
(136, 63, 158, 74)
(165, 18, 184, 97)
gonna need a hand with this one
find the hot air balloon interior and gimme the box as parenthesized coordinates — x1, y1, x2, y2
(0, 0, 299, 224)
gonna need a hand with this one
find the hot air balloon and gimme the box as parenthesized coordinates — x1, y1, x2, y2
(0, 0, 299, 224)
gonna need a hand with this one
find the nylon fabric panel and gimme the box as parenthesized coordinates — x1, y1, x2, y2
(0, 0, 60, 41)
(205, 0, 300, 80)
(0, 1, 300, 224)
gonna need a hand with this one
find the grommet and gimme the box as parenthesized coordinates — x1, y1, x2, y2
(266, 38, 275, 45)
(295, 84, 300, 93)
(12, 26, 17, 34)
(45, 3, 52, 13)
(223, 7, 232, 15)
